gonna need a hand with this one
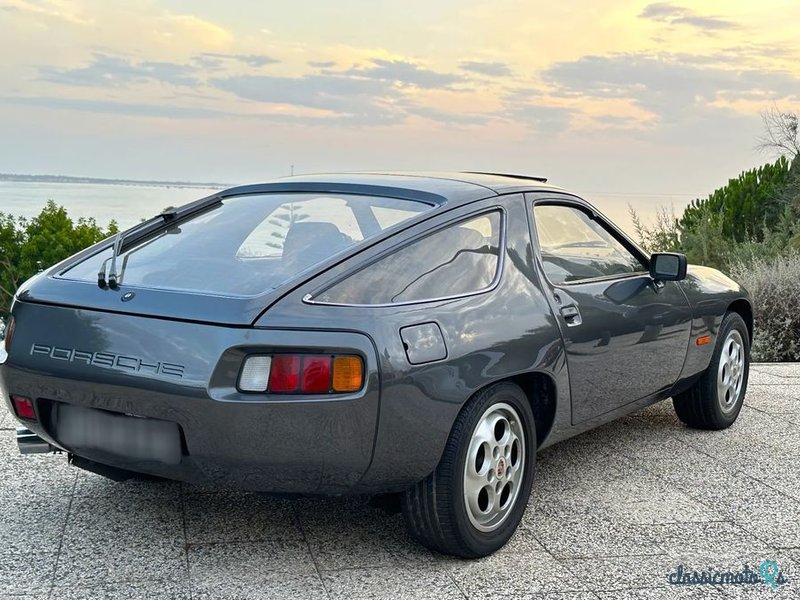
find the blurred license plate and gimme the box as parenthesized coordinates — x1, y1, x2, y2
(55, 403, 182, 465)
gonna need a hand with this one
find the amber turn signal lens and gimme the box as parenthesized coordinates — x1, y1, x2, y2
(696, 335, 712, 346)
(332, 356, 363, 392)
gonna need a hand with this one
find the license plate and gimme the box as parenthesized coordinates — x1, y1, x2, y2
(55, 403, 182, 465)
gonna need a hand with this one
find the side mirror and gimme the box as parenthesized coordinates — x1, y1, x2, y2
(650, 252, 687, 281)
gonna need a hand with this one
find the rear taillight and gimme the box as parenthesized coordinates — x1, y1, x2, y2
(269, 355, 301, 392)
(11, 395, 36, 421)
(238, 355, 272, 392)
(238, 354, 364, 395)
(2, 316, 14, 352)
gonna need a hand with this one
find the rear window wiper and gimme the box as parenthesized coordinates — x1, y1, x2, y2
(98, 194, 222, 289)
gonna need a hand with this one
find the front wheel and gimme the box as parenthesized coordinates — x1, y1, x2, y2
(401, 382, 536, 558)
(673, 311, 750, 430)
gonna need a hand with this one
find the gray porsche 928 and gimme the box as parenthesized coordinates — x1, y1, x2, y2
(0, 172, 752, 557)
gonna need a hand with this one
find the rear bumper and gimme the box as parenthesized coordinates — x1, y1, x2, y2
(2, 371, 379, 494)
(0, 305, 384, 494)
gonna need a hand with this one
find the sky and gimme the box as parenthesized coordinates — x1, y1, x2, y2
(0, 0, 798, 204)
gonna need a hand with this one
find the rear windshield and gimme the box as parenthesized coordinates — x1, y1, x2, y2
(60, 193, 431, 296)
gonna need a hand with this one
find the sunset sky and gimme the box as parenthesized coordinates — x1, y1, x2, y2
(1, 1, 798, 202)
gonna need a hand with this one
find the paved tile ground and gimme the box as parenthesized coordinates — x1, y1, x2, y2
(1, 364, 798, 599)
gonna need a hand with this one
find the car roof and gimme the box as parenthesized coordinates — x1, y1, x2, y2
(219, 171, 567, 208)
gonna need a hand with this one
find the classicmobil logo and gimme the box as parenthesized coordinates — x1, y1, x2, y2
(29, 343, 185, 378)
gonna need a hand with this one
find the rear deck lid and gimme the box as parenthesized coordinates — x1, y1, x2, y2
(19, 188, 436, 325)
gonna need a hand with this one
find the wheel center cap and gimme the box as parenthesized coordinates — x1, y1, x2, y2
(495, 457, 506, 479)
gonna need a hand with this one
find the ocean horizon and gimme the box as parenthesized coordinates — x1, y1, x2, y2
(0, 178, 691, 238)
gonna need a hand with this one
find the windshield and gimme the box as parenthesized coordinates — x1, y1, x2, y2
(60, 193, 431, 297)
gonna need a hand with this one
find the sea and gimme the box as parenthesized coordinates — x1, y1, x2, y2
(0, 180, 691, 238)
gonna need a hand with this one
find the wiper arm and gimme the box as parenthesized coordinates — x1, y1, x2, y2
(97, 194, 222, 289)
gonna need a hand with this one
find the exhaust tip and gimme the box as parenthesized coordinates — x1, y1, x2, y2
(16, 427, 55, 454)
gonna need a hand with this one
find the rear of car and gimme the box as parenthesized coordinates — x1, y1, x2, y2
(0, 188, 435, 493)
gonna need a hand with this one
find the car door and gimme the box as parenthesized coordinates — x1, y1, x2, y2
(529, 196, 692, 424)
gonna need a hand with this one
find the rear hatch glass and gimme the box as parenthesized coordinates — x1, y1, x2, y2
(59, 193, 430, 297)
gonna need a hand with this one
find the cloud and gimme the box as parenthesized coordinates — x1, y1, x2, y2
(639, 3, 736, 31)
(403, 105, 489, 125)
(198, 53, 279, 68)
(543, 52, 800, 124)
(209, 73, 404, 125)
(459, 61, 512, 77)
(501, 90, 574, 132)
(343, 59, 462, 89)
(209, 59, 468, 125)
(308, 60, 336, 69)
(40, 53, 201, 87)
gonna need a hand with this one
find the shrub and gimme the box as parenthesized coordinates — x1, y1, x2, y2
(729, 253, 800, 362)
(0, 201, 117, 316)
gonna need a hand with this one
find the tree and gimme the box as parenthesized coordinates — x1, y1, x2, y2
(0, 201, 118, 316)
(629, 205, 681, 254)
(679, 157, 793, 246)
(758, 106, 799, 160)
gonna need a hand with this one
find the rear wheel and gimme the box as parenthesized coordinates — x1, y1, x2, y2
(673, 312, 750, 430)
(402, 382, 536, 558)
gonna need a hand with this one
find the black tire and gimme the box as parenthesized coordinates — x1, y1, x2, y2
(673, 311, 750, 430)
(401, 382, 536, 558)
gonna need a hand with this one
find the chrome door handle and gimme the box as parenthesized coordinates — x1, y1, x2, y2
(559, 304, 582, 326)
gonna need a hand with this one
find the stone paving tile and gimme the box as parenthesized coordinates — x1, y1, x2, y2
(49, 579, 190, 599)
(192, 572, 329, 600)
(559, 554, 698, 593)
(750, 364, 800, 378)
(0, 551, 56, 596)
(642, 523, 774, 559)
(188, 541, 324, 599)
(747, 371, 793, 386)
(593, 587, 725, 599)
(0, 404, 14, 430)
(54, 485, 187, 586)
(295, 497, 437, 571)
(188, 540, 316, 575)
(524, 508, 666, 559)
(442, 551, 587, 597)
(0, 365, 798, 599)
(0, 493, 72, 555)
(322, 566, 464, 600)
(75, 469, 183, 499)
(0, 433, 76, 499)
(184, 491, 302, 544)
(744, 388, 799, 415)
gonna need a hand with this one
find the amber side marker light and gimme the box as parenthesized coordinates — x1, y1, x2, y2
(332, 356, 364, 393)
(696, 335, 713, 346)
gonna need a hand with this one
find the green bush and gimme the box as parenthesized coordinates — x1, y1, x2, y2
(729, 253, 800, 362)
(0, 201, 117, 316)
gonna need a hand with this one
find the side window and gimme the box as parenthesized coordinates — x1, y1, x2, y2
(533, 204, 645, 284)
(316, 211, 502, 305)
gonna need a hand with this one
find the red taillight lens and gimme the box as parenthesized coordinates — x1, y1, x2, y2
(300, 356, 332, 393)
(11, 395, 36, 421)
(269, 355, 301, 392)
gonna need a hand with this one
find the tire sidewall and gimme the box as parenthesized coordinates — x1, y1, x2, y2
(709, 313, 750, 425)
(452, 383, 536, 556)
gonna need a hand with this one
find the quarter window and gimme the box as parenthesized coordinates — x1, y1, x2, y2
(315, 211, 502, 305)
(533, 204, 645, 284)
